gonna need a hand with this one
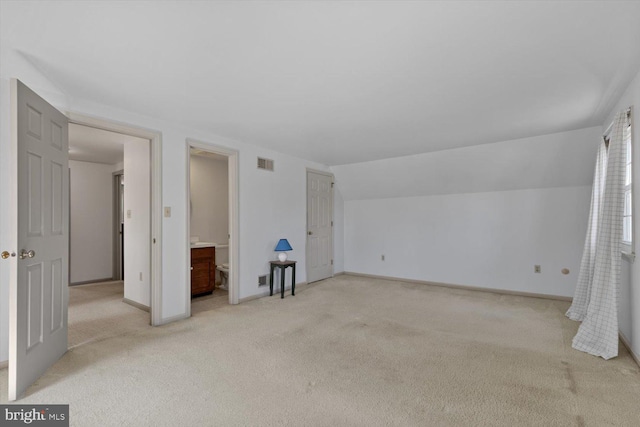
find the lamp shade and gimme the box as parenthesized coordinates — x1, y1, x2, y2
(274, 239, 293, 252)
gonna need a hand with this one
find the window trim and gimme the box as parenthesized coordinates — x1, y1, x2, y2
(622, 126, 632, 248)
(620, 114, 634, 260)
(604, 111, 634, 261)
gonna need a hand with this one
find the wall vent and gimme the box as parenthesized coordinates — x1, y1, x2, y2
(257, 157, 274, 171)
(258, 275, 268, 287)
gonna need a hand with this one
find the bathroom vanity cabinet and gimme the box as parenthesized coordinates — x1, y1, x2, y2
(191, 247, 216, 297)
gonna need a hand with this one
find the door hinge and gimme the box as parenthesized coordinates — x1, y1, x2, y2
(153, 238, 156, 244)
(331, 221, 333, 226)
(331, 259, 333, 265)
(331, 182, 334, 188)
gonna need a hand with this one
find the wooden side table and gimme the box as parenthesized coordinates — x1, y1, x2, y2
(269, 260, 297, 299)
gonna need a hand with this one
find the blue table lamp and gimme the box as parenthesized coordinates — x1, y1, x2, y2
(275, 239, 293, 262)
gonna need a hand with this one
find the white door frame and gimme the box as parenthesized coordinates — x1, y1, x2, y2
(185, 138, 240, 313)
(112, 170, 124, 281)
(306, 168, 334, 283)
(66, 112, 163, 326)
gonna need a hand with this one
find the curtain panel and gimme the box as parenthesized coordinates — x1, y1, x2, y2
(566, 140, 608, 321)
(567, 110, 629, 360)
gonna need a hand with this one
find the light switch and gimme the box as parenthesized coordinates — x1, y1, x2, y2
(127, 209, 132, 219)
(164, 206, 171, 218)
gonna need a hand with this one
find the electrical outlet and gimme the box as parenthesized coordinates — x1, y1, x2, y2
(127, 209, 132, 219)
(164, 206, 171, 218)
(534, 265, 541, 273)
(381, 254, 385, 261)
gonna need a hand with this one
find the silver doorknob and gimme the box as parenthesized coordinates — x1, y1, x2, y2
(1, 251, 16, 260)
(19, 249, 35, 259)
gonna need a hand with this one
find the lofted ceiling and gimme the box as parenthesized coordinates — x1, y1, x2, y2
(2, 1, 640, 166)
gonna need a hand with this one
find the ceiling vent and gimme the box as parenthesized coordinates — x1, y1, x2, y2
(257, 157, 274, 171)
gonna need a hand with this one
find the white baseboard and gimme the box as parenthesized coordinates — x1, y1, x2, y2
(239, 289, 272, 303)
(239, 282, 308, 303)
(619, 332, 640, 367)
(157, 313, 189, 326)
(122, 298, 150, 312)
(70, 277, 117, 286)
(343, 271, 572, 302)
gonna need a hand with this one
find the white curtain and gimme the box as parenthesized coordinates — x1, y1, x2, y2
(566, 111, 629, 360)
(566, 140, 608, 321)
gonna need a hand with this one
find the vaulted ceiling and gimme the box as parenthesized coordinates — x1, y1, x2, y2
(2, 1, 639, 166)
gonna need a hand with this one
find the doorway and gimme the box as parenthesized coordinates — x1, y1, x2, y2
(185, 139, 239, 316)
(67, 123, 152, 351)
(68, 113, 163, 326)
(68, 123, 130, 287)
(306, 169, 334, 283)
(113, 171, 124, 281)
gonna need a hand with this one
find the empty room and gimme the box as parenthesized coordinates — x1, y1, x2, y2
(1, 1, 640, 425)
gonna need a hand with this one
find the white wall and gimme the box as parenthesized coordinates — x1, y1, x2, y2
(237, 151, 327, 291)
(69, 160, 114, 284)
(190, 155, 228, 245)
(335, 127, 601, 298)
(604, 67, 640, 360)
(123, 138, 151, 307)
(344, 187, 591, 297)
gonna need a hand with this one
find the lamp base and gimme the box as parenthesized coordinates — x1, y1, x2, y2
(278, 252, 288, 262)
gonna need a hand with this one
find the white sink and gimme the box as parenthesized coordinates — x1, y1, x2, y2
(191, 241, 215, 248)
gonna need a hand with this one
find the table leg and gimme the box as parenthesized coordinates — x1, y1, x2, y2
(292, 264, 296, 296)
(270, 264, 275, 296)
(281, 265, 285, 298)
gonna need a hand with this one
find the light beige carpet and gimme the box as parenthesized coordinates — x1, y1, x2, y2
(67, 281, 149, 349)
(1, 275, 640, 426)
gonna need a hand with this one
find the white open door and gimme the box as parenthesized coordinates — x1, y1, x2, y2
(8, 80, 69, 400)
(306, 170, 334, 283)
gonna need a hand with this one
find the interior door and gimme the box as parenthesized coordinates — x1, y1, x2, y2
(8, 79, 69, 400)
(306, 171, 333, 283)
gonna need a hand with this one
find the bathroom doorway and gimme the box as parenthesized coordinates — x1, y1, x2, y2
(185, 139, 239, 316)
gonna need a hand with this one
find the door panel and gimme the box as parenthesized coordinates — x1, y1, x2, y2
(9, 79, 69, 401)
(51, 161, 64, 235)
(26, 263, 43, 350)
(306, 171, 333, 283)
(51, 258, 64, 333)
(27, 152, 43, 236)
